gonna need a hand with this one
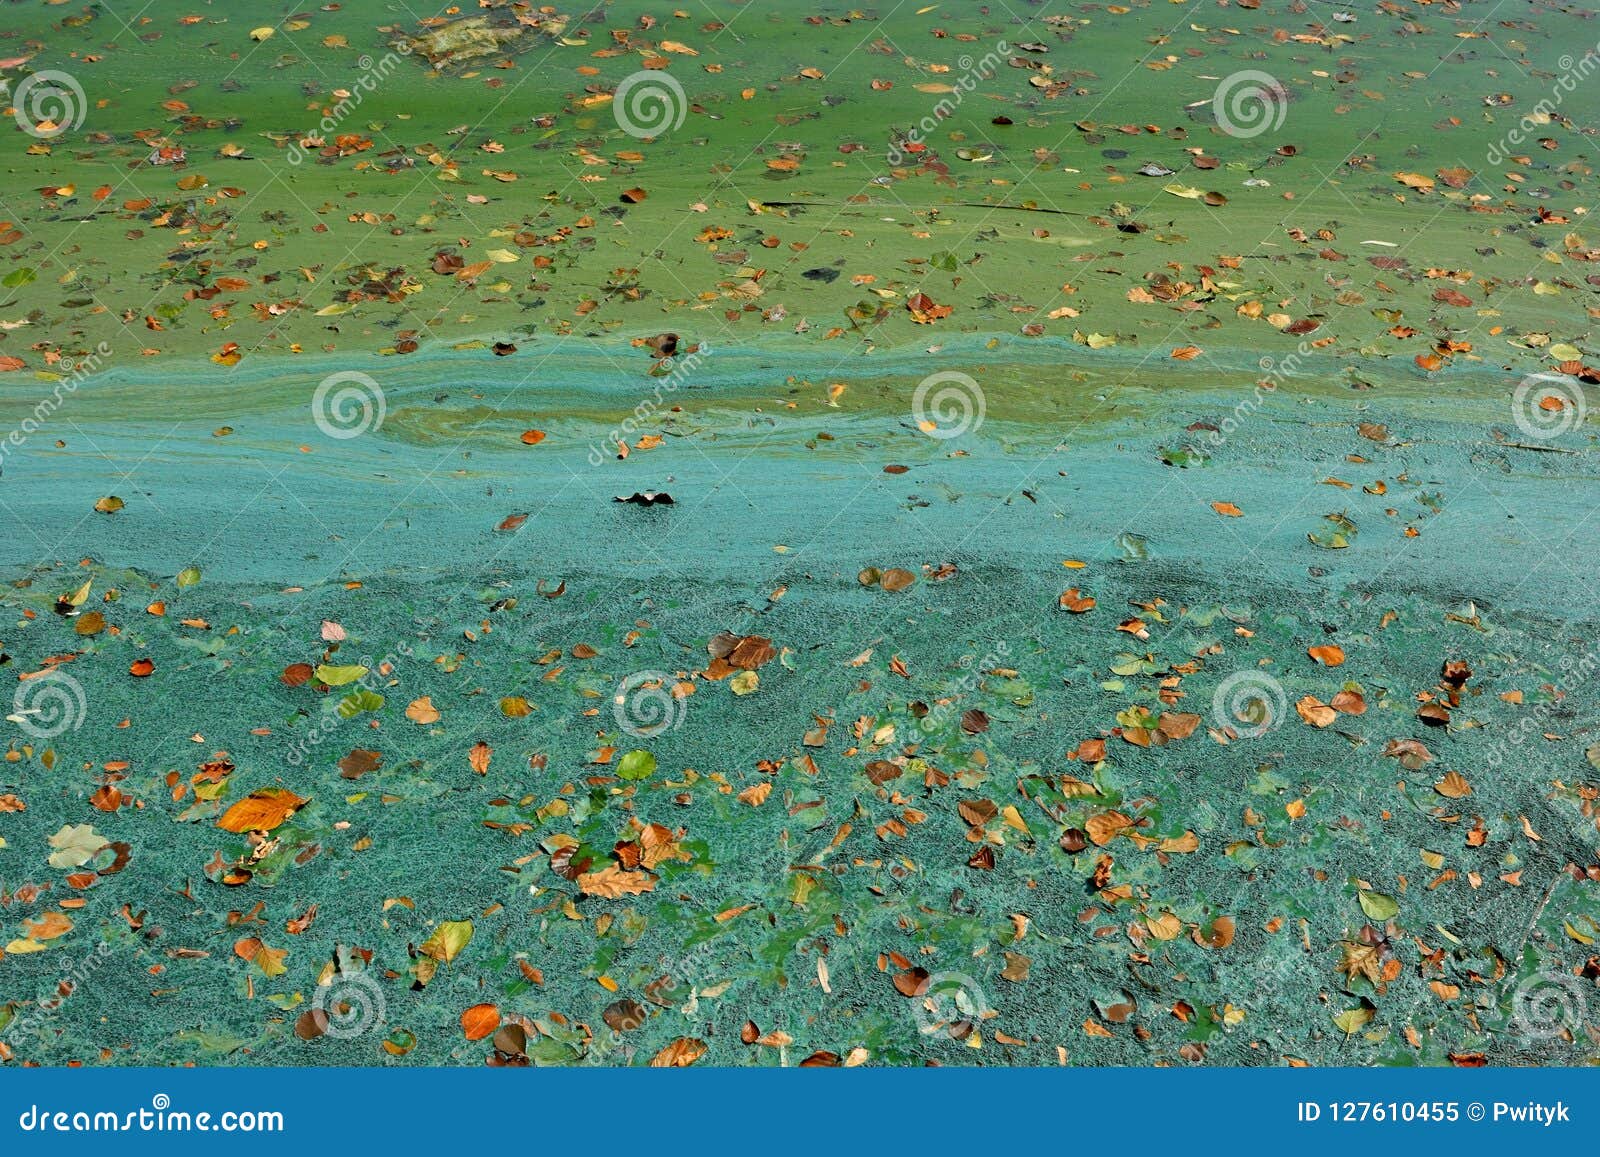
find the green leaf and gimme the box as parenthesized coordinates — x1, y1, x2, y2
(176, 566, 202, 588)
(3, 267, 37, 289)
(1333, 1006, 1374, 1035)
(314, 663, 369, 687)
(1357, 890, 1399, 921)
(336, 688, 384, 718)
(617, 749, 657, 780)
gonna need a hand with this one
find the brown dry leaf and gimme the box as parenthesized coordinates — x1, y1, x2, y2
(1330, 689, 1366, 715)
(1295, 696, 1337, 728)
(577, 863, 657, 898)
(1146, 911, 1183, 940)
(879, 568, 916, 592)
(1085, 810, 1132, 846)
(405, 696, 441, 724)
(469, 741, 492, 775)
(1157, 712, 1201, 740)
(649, 1037, 708, 1067)
(1435, 770, 1472, 799)
(1196, 915, 1235, 949)
(893, 967, 931, 997)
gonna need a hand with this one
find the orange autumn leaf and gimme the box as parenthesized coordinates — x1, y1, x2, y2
(469, 741, 492, 775)
(1295, 696, 1337, 728)
(520, 430, 546, 445)
(1211, 501, 1243, 517)
(25, 910, 73, 941)
(460, 1003, 500, 1041)
(1059, 587, 1096, 613)
(1307, 644, 1345, 667)
(649, 1037, 708, 1067)
(217, 787, 307, 833)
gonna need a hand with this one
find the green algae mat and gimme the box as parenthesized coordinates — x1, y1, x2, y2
(1, 0, 1599, 1068)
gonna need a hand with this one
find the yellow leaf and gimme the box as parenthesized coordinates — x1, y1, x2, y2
(419, 920, 474, 964)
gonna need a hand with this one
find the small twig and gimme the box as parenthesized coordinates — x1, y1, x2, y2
(1488, 440, 1581, 455)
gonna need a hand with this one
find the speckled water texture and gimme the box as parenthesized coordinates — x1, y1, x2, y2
(0, 0, 1598, 1067)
